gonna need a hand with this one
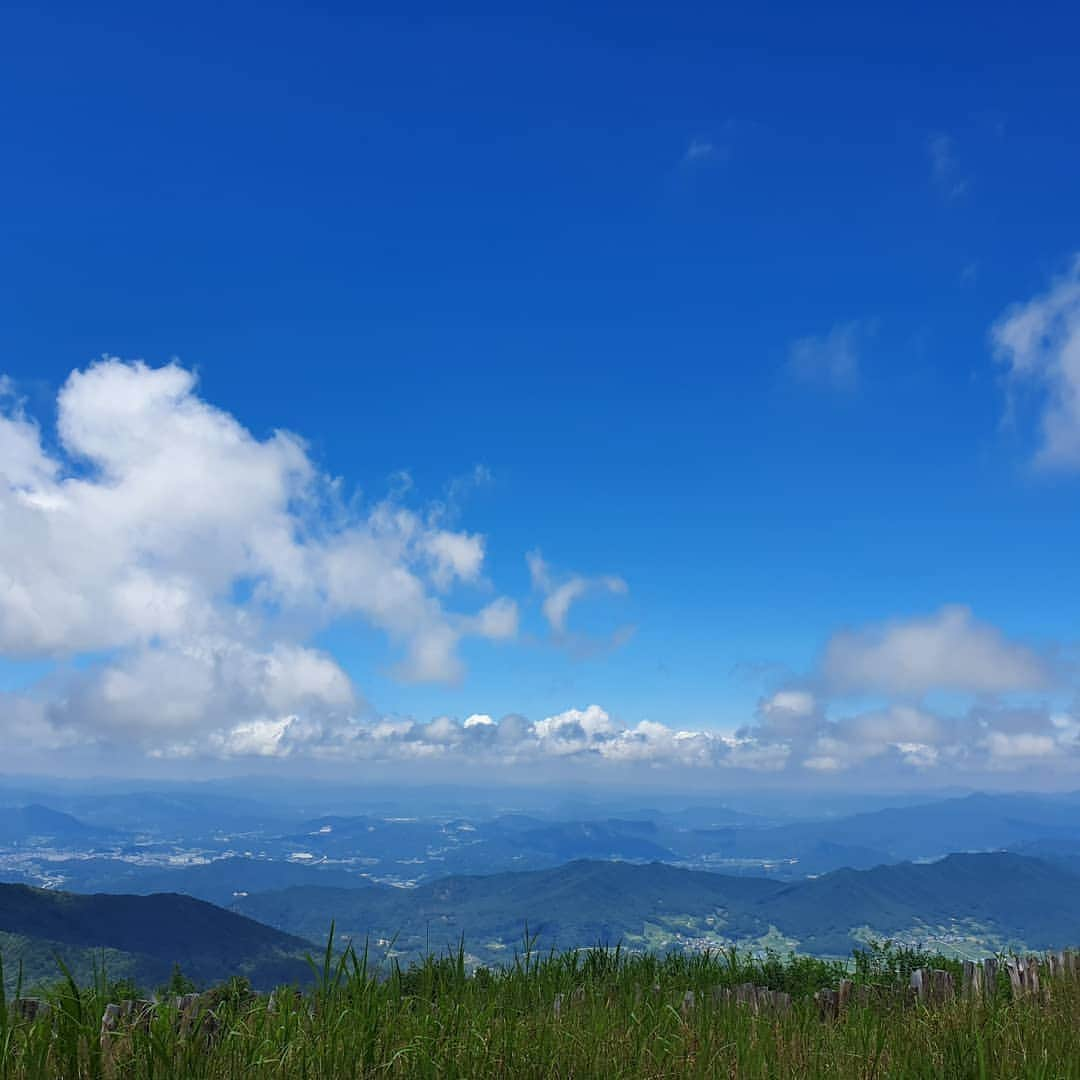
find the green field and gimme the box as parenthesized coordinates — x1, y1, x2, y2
(3, 937, 1080, 1078)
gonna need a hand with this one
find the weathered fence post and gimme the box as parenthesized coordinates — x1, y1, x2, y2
(910, 968, 928, 1004)
(1026, 956, 1041, 999)
(121, 999, 157, 1031)
(962, 960, 983, 1001)
(1006, 957, 1024, 998)
(681, 990, 695, 1020)
(12, 999, 50, 1023)
(930, 969, 955, 1005)
(552, 993, 563, 1019)
(1048, 951, 1064, 979)
(837, 979, 853, 1013)
(815, 988, 839, 1022)
(100, 1003, 122, 1072)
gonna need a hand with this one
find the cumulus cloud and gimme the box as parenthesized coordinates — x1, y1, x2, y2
(0, 359, 519, 754)
(984, 730, 1057, 761)
(752, 689, 821, 738)
(133, 703, 779, 771)
(763, 696, 1078, 777)
(465, 597, 520, 641)
(723, 606, 1075, 777)
(992, 256, 1080, 469)
(802, 705, 944, 772)
(177, 695, 1080, 776)
(0, 694, 78, 754)
(107, 690, 1077, 778)
(822, 605, 1050, 696)
(786, 321, 865, 392)
(50, 639, 357, 750)
(527, 550, 628, 637)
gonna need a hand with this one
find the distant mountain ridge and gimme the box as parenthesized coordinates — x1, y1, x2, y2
(10, 789, 1080, 888)
(723, 792, 1080, 868)
(234, 851, 1080, 964)
(29, 855, 376, 908)
(0, 804, 120, 846)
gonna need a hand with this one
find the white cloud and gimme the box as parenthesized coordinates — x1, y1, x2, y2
(753, 689, 820, 737)
(533, 704, 621, 748)
(984, 731, 1057, 760)
(5, 359, 1077, 782)
(128, 673, 1074, 776)
(895, 742, 939, 768)
(786, 321, 864, 391)
(0, 388, 57, 493)
(211, 717, 296, 758)
(420, 529, 486, 591)
(466, 597, 519, 640)
(0, 694, 78, 753)
(527, 550, 628, 636)
(123, 702, 752, 770)
(0, 358, 519, 752)
(992, 256, 1080, 469)
(822, 605, 1049, 696)
(764, 690, 816, 716)
(51, 639, 356, 748)
(11, 669, 1077, 777)
(798, 705, 944, 773)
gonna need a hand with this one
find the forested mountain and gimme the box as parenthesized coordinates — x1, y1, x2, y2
(235, 851, 1080, 965)
(0, 805, 120, 847)
(0, 883, 312, 991)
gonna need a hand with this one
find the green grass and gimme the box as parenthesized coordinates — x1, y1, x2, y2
(2, 935, 1080, 1078)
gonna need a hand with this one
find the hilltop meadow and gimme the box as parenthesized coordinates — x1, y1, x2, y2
(3, 935, 1080, 1078)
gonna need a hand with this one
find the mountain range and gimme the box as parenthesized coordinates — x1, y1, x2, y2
(3, 849, 1079, 994)
(233, 850, 1080, 965)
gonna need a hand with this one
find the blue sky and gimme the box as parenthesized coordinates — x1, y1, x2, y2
(2, 3, 1080, 786)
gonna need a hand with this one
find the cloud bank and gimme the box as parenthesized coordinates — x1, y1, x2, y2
(0, 361, 1074, 782)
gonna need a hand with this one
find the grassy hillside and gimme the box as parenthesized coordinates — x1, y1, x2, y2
(0, 884, 313, 991)
(4, 940, 1080, 1078)
(0, 931, 142, 994)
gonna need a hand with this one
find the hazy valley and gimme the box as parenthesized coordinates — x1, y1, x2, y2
(4, 782, 1080, 991)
